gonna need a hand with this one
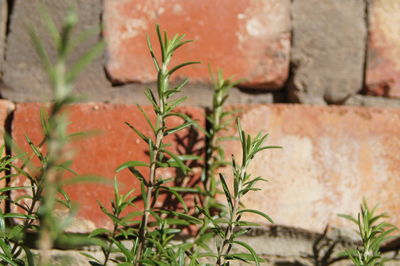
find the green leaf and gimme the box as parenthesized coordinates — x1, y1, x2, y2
(161, 149, 190, 174)
(219, 174, 233, 210)
(226, 253, 266, 263)
(147, 34, 160, 72)
(28, 26, 55, 84)
(0, 252, 17, 266)
(144, 88, 159, 112)
(160, 186, 188, 212)
(160, 210, 202, 224)
(116, 161, 148, 172)
(22, 245, 35, 266)
(0, 186, 31, 193)
(165, 96, 187, 112)
(112, 239, 133, 261)
(338, 214, 358, 224)
(237, 209, 273, 224)
(89, 228, 111, 238)
(4, 213, 36, 220)
(168, 61, 200, 76)
(125, 122, 149, 142)
(164, 121, 193, 136)
(24, 135, 43, 160)
(137, 105, 156, 133)
(66, 41, 105, 83)
(231, 240, 260, 266)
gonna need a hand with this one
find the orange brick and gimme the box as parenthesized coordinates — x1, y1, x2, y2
(366, 0, 400, 97)
(219, 104, 400, 233)
(11, 103, 204, 232)
(103, 0, 290, 89)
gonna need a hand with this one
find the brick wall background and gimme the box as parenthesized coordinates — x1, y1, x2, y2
(1, 0, 400, 264)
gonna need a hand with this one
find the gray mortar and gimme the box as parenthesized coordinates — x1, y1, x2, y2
(344, 94, 400, 108)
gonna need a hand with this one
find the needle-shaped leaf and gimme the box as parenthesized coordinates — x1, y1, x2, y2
(219, 173, 233, 211)
(230, 240, 259, 266)
(237, 209, 273, 224)
(168, 61, 200, 76)
(160, 186, 188, 212)
(125, 122, 149, 142)
(116, 161, 148, 172)
(66, 40, 105, 84)
(137, 105, 156, 133)
(161, 149, 190, 174)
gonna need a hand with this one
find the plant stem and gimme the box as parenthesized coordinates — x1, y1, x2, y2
(136, 130, 164, 264)
(103, 223, 118, 265)
(135, 82, 166, 265)
(216, 168, 244, 266)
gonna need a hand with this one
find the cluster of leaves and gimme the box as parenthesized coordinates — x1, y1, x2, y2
(212, 120, 279, 265)
(0, 8, 103, 266)
(339, 202, 398, 266)
(202, 70, 241, 210)
(86, 23, 280, 265)
(88, 25, 204, 265)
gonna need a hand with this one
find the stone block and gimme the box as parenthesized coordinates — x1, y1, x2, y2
(219, 104, 400, 233)
(289, 0, 366, 104)
(103, 0, 291, 89)
(2, 0, 111, 102)
(11, 103, 205, 232)
(0, 0, 7, 76)
(365, 0, 400, 98)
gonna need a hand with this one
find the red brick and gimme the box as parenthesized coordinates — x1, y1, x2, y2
(11, 103, 204, 232)
(0, 100, 14, 208)
(219, 104, 400, 233)
(103, 0, 290, 89)
(366, 0, 400, 97)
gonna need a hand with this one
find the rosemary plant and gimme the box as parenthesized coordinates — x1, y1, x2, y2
(115, 25, 200, 265)
(203, 70, 241, 209)
(339, 201, 398, 266)
(212, 119, 280, 265)
(0, 8, 103, 265)
(84, 177, 136, 265)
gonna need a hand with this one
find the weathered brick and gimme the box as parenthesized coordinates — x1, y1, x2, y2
(289, 0, 366, 104)
(219, 105, 400, 233)
(0, 100, 14, 201)
(11, 103, 204, 232)
(366, 0, 400, 98)
(104, 0, 290, 89)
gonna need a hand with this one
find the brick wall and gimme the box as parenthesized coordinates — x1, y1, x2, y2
(1, 0, 400, 264)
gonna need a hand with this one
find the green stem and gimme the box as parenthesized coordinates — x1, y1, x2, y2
(135, 70, 167, 265)
(216, 168, 244, 266)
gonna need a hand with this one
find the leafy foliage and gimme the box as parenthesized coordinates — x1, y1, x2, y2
(339, 201, 398, 266)
(0, 8, 103, 265)
(210, 120, 280, 265)
(202, 70, 242, 209)
(109, 25, 202, 265)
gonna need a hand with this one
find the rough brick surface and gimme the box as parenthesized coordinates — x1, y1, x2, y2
(2, 0, 111, 102)
(366, 0, 400, 98)
(219, 105, 400, 233)
(289, 0, 366, 104)
(0, 100, 14, 197)
(11, 103, 204, 232)
(104, 0, 290, 89)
